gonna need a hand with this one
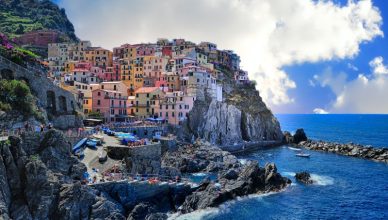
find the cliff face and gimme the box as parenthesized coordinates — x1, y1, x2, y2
(0, 130, 126, 220)
(186, 80, 283, 147)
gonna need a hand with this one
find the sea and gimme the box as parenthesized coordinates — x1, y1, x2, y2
(172, 114, 388, 220)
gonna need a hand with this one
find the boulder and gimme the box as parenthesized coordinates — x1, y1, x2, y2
(293, 129, 307, 144)
(295, 172, 314, 184)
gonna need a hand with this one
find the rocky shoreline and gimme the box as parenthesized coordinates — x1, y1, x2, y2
(0, 131, 290, 219)
(298, 140, 388, 163)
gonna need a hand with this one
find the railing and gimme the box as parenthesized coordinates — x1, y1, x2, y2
(88, 172, 193, 186)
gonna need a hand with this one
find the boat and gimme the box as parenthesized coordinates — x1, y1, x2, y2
(98, 151, 108, 163)
(296, 153, 310, 158)
(72, 138, 87, 154)
(90, 138, 102, 146)
(86, 139, 97, 149)
(74, 148, 84, 159)
(289, 147, 302, 151)
(92, 134, 104, 142)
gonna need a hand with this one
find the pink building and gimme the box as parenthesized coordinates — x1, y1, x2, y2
(97, 62, 121, 82)
(137, 44, 156, 56)
(152, 91, 196, 125)
(92, 89, 128, 122)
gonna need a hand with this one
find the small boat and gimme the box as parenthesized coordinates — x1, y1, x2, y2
(289, 147, 302, 151)
(92, 134, 104, 141)
(90, 138, 102, 146)
(72, 138, 87, 154)
(74, 148, 85, 159)
(296, 153, 310, 158)
(86, 140, 97, 149)
(98, 151, 108, 163)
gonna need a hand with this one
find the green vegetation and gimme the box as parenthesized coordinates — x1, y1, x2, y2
(14, 47, 39, 59)
(0, 0, 77, 41)
(0, 79, 43, 120)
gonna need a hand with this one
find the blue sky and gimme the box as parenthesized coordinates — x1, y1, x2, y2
(280, 0, 388, 113)
(55, 0, 388, 114)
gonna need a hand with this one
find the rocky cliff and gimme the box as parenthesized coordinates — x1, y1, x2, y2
(0, 130, 125, 219)
(185, 77, 283, 147)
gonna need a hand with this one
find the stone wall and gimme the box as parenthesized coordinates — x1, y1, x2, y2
(0, 55, 83, 129)
(126, 143, 162, 174)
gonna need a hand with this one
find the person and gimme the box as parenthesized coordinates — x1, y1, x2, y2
(24, 122, 29, 132)
(40, 124, 45, 133)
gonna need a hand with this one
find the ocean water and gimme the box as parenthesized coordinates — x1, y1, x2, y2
(277, 114, 388, 147)
(173, 114, 388, 220)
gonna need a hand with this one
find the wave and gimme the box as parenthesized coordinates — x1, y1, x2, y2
(281, 171, 296, 177)
(191, 173, 207, 177)
(168, 191, 284, 220)
(238, 159, 248, 165)
(310, 174, 334, 186)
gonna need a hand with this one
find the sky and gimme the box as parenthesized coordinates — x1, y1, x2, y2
(55, 0, 388, 114)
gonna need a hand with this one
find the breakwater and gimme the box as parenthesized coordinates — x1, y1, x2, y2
(298, 140, 388, 163)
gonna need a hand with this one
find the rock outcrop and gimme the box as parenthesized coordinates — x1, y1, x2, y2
(163, 141, 290, 214)
(299, 140, 388, 163)
(283, 129, 308, 144)
(180, 161, 290, 213)
(185, 80, 283, 148)
(295, 171, 314, 184)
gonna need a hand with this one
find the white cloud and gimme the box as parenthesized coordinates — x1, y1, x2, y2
(369, 56, 388, 75)
(58, 0, 383, 108)
(347, 63, 359, 71)
(314, 56, 388, 113)
(313, 108, 329, 114)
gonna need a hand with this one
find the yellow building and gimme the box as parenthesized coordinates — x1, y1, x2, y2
(121, 58, 144, 95)
(74, 82, 100, 114)
(64, 61, 77, 73)
(85, 47, 113, 69)
(134, 87, 163, 118)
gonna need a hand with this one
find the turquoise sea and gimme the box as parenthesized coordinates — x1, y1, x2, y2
(174, 114, 388, 220)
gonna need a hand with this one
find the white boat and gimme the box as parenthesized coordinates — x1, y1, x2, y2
(296, 153, 310, 158)
(289, 147, 302, 151)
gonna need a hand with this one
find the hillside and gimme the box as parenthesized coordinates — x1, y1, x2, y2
(0, 0, 77, 41)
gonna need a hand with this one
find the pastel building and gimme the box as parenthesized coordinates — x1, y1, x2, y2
(75, 82, 100, 114)
(85, 47, 113, 69)
(92, 89, 128, 122)
(134, 87, 164, 118)
(152, 91, 196, 125)
(187, 70, 222, 101)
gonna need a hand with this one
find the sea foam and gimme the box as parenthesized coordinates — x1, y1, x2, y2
(310, 174, 334, 186)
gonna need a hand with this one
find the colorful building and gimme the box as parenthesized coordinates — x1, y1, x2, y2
(92, 89, 128, 122)
(153, 91, 196, 125)
(134, 87, 164, 118)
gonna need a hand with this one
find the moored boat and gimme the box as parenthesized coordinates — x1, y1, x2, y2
(289, 147, 302, 151)
(296, 153, 310, 158)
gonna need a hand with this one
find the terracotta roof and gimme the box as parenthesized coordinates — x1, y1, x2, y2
(135, 87, 160, 94)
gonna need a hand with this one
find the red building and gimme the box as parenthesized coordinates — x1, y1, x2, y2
(13, 30, 61, 47)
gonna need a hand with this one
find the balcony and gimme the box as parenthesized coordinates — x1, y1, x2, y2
(104, 95, 128, 100)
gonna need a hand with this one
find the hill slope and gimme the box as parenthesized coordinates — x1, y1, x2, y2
(0, 0, 77, 41)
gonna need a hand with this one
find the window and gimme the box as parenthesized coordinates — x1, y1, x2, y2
(166, 105, 168, 110)
(146, 93, 149, 98)
(172, 112, 175, 117)
(159, 112, 162, 117)
(172, 105, 175, 110)
(136, 108, 138, 112)
(166, 112, 168, 117)
(114, 85, 117, 91)
(136, 94, 139, 98)
(97, 100, 101, 105)
(160, 105, 162, 109)
(111, 109, 114, 114)
(98, 92, 101, 96)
